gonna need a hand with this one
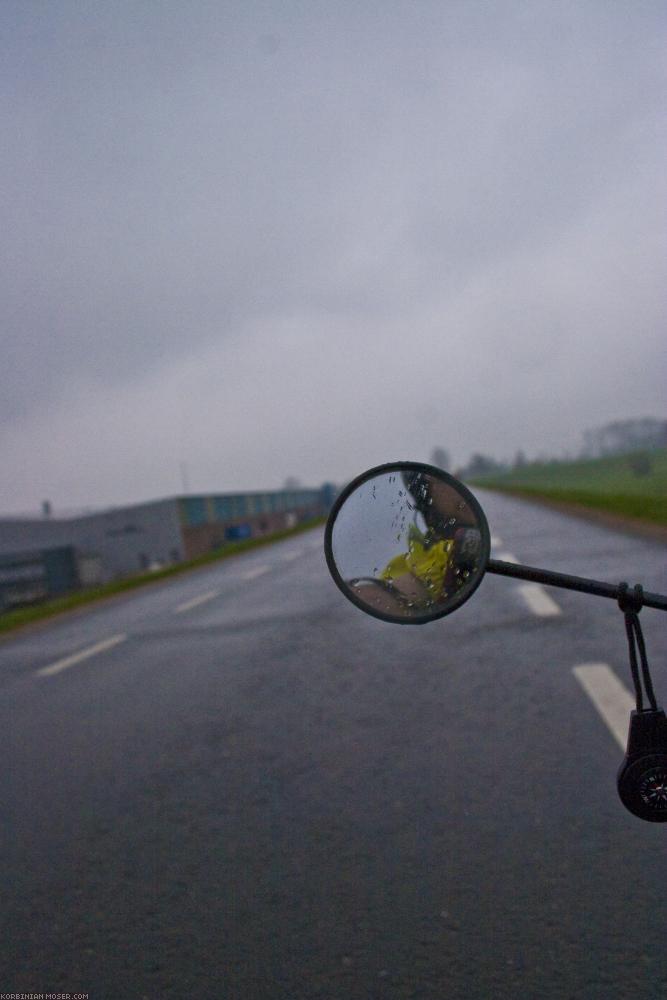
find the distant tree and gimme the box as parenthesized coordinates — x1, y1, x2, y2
(582, 418, 667, 458)
(513, 450, 527, 469)
(627, 452, 653, 477)
(466, 453, 504, 477)
(430, 447, 450, 471)
(283, 476, 302, 489)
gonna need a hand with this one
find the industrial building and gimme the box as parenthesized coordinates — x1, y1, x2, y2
(0, 484, 336, 611)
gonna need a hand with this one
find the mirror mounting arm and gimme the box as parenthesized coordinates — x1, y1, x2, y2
(486, 559, 667, 612)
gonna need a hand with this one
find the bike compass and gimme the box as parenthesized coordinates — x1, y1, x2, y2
(325, 461, 667, 823)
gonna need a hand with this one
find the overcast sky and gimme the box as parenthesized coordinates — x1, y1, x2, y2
(2, 1, 665, 512)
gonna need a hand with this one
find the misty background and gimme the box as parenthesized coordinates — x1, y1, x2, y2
(2, 1, 665, 513)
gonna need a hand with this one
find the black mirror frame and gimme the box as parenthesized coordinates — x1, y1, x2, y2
(324, 461, 492, 625)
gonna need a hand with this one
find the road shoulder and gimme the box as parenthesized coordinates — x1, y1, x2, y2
(480, 490, 667, 544)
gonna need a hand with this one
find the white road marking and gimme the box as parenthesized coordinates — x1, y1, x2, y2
(494, 551, 561, 616)
(37, 633, 127, 677)
(240, 565, 270, 580)
(497, 551, 519, 564)
(175, 589, 220, 613)
(517, 583, 562, 617)
(281, 550, 302, 562)
(490, 535, 503, 547)
(573, 663, 633, 750)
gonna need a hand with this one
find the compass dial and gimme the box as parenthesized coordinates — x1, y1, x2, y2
(639, 767, 667, 810)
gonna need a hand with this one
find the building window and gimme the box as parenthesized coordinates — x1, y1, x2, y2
(182, 497, 208, 526)
(213, 496, 232, 521)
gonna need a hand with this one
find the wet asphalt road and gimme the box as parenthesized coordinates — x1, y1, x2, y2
(1, 492, 666, 1000)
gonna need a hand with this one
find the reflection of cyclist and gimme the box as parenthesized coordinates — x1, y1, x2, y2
(402, 471, 477, 535)
(349, 576, 423, 617)
(378, 472, 481, 607)
(379, 522, 453, 604)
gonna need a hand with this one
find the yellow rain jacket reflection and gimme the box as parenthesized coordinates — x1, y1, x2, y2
(379, 524, 453, 596)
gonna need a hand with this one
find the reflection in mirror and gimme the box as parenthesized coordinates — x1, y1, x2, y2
(326, 464, 490, 623)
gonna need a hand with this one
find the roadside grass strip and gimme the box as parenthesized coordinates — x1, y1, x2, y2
(37, 633, 127, 677)
(572, 663, 634, 750)
(175, 589, 220, 613)
(469, 448, 667, 526)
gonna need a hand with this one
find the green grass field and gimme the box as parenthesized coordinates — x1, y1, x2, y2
(0, 516, 327, 636)
(468, 448, 667, 525)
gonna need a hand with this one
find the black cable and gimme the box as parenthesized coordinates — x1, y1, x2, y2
(618, 582, 658, 713)
(624, 610, 644, 711)
(632, 586, 658, 712)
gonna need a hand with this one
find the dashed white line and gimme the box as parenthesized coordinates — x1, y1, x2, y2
(495, 551, 561, 616)
(281, 550, 302, 562)
(572, 663, 633, 750)
(175, 589, 220, 613)
(517, 583, 562, 617)
(240, 565, 270, 581)
(37, 633, 128, 677)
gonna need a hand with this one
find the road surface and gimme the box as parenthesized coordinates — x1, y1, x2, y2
(1, 491, 665, 999)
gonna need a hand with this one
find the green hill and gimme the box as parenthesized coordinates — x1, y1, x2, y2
(468, 448, 667, 525)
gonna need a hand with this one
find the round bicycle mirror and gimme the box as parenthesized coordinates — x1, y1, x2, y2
(324, 462, 491, 624)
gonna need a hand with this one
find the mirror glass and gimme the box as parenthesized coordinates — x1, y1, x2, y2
(325, 463, 490, 624)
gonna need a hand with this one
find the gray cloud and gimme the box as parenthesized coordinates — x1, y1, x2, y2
(1, 1, 665, 509)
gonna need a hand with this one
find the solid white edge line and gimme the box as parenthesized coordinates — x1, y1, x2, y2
(175, 589, 220, 613)
(572, 663, 633, 750)
(517, 583, 562, 617)
(37, 633, 128, 677)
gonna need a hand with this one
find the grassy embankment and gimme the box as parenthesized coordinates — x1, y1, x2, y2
(468, 448, 667, 526)
(0, 516, 327, 636)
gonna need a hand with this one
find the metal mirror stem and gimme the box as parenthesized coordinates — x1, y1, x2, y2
(487, 559, 667, 612)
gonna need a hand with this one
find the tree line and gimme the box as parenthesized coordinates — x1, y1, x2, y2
(431, 417, 667, 480)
